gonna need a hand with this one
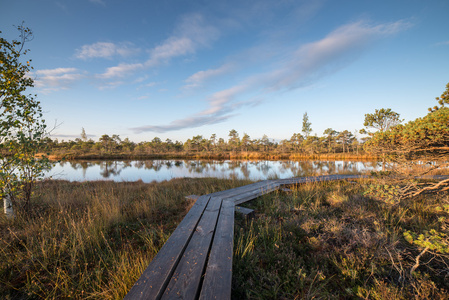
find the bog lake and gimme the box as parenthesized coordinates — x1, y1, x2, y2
(45, 159, 381, 183)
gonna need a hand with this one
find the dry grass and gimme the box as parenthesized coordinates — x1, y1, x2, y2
(233, 179, 449, 299)
(0, 177, 252, 299)
(2, 176, 447, 299)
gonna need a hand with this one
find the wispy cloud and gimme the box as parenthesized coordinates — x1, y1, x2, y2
(99, 13, 219, 79)
(131, 114, 233, 133)
(267, 20, 411, 91)
(51, 133, 96, 139)
(34, 68, 84, 93)
(131, 84, 254, 133)
(89, 0, 105, 6)
(99, 63, 144, 79)
(131, 20, 410, 133)
(435, 40, 449, 46)
(75, 42, 140, 60)
(183, 63, 233, 89)
(97, 80, 126, 90)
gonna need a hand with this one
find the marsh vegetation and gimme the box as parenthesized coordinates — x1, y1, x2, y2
(1, 175, 448, 299)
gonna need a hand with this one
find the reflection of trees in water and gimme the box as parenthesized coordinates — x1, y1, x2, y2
(133, 161, 145, 169)
(255, 161, 272, 176)
(240, 161, 251, 179)
(59, 159, 378, 181)
(99, 161, 122, 178)
(313, 161, 326, 174)
(64, 160, 136, 179)
(144, 160, 155, 170)
(188, 161, 205, 174)
(132, 160, 164, 171)
(228, 161, 243, 171)
(291, 161, 316, 177)
(186, 160, 212, 174)
(123, 161, 133, 168)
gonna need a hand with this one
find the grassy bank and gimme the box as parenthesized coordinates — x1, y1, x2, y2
(0, 178, 252, 299)
(1, 177, 447, 299)
(233, 179, 449, 299)
(42, 150, 377, 161)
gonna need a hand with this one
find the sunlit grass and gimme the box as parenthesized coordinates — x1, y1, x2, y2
(0, 177, 252, 299)
(232, 179, 449, 299)
(1, 176, 447, 299)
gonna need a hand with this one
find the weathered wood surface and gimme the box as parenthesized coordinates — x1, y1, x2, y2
(235, 206, 255, 219)
(276, 174, 368, 186)
(162, 198, 222, 299)
(231, 181, 281, 205)
(124, 175, 368, 300)
(199, 200, 235, 300)
(124, 195, 211, 300)
(208, 180, 273, 199)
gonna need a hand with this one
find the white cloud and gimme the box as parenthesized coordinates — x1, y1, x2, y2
(130, 20, 411, 133)
(145, 82, 158, 87)
(75, 42, 139, 60)
(131, 114, 233, 133)
(267, 20, 411, 91)
(51, 133, 96, 139)
(34, 68, 84, 93)
(137, 95, 150, 100)
(99, 13, 219, 79)
(131, 83, 256, 133)
(184, 63, 233, 89)
(97, 80, 125, 90)
(201, 84, 249, 115)
(435, 40, 449, 46)
(100, 63, 144, 79)
(89, 0, 105, 5)
(146, 37, 195, 65)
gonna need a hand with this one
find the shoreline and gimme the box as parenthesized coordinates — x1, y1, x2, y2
(41, 151, 378, 161)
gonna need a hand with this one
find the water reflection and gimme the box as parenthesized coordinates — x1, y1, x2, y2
(46, 160, 380, 183)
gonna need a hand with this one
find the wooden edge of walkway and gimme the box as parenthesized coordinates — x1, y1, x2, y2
(124, 195, 211, 300)
(199, 199, 235, 300)
(124, 174, 369, 299)
(161, 197, 223, 299)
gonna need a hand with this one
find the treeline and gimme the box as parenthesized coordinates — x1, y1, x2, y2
(43, 127, 372, 160)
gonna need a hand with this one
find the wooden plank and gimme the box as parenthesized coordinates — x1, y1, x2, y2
(231, 181, 281, 205)
(235, 206, 255, 219)
(230, 175, 367, 205)
(208, 180, 273, 198)
(124, 195, 211, 300)
(161, 198, 222, 300)
(125, 174, 370, 300)
(199, 200, 235, 300)
(276, 175, 368, 186)
(226, 181, 280, 200)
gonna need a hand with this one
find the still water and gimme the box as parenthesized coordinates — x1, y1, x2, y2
(45, 160, 380, 183)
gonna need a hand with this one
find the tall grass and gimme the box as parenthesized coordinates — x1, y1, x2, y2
(2, 176, 447, 299)
(45, 150, 378, 161)
(0, 177, 252, 299)
(233, 179, 449, 299)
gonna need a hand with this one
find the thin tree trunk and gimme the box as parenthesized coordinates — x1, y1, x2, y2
(3, 190, 14, 218)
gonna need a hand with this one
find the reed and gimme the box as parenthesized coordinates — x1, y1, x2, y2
(42, 150, 378, 161)
(0, 177, 252, 299)
(232, 179, 449, 299)
(1, 176, 447, 299)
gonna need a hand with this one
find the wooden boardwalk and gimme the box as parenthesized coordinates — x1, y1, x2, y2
(124, 175, 367, 300)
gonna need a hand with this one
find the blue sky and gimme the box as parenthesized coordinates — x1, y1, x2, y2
(2, 0, 448, 143)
